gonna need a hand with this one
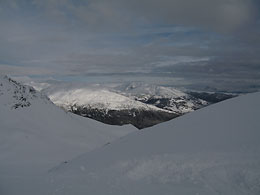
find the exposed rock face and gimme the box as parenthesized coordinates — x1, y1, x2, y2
(70, 106, 177, 129)
(187, 91, 237, 103)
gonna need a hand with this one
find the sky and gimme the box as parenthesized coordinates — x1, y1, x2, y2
(0, 0, 260, 92)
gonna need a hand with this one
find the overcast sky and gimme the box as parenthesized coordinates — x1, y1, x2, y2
(0, 0, 260, 91)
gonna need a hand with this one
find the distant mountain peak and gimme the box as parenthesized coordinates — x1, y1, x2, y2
(116, 82, 188, 99)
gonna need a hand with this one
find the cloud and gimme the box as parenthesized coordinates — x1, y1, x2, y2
(0, 0, 259, 92)
(24, 0, 258, 33)
(0, 64, 54, 76)
(2, 0, 256, 32)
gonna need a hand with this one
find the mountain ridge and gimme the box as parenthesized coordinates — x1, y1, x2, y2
(42, 82, 211, 129)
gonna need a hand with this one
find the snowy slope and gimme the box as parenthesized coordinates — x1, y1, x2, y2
(44, 92, 260, 195)
(46, 87, 170, 112)
(0, 76, 136, 194)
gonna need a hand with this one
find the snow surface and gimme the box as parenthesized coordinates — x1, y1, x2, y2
(46, 87, 171, 112)
(42, 92, 260, 195)
(0, 76, 136, 194)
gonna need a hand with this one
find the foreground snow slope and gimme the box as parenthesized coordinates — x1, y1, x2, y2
(0, 76, 136, 194)
(46, 92, 260, 195)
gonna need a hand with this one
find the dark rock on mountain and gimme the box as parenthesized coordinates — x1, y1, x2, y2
(70, 106, 177, 129)
(188, 91, 237, 104)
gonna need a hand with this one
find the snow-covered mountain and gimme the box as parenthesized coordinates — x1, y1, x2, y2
(43, 85, 177, 129)
(19, 78, 235, 129)
(0, 75, 136, 194)
(46, 86, 171, 112)
(115, 82, 208, 113)
(41, 82, 212, 129)
(43, 92, 260, 195)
